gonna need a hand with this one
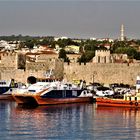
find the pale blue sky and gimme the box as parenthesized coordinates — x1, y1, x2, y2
(0, 0, 140, 39)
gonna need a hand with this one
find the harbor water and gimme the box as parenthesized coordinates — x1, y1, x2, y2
(0, 101, 140, 140)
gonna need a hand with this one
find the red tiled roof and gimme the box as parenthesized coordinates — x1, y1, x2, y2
(25, 52, 41, 56)
(26, 51, 57, 56)
(40, 50, 57, 55)
(40, 45, 54, 50)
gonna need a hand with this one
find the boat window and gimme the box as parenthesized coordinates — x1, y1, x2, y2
(129, 97, 131, 101)
(83, 91, 86, 94)
(125, 96, 127, 100)
(97, 87, 110, 91)
(0, 82, 6, 85)
(72, 91, 77, 96)
(136, 80, 140, 84)
(28, 90, 36, 92)
(135, 97, 137, 101)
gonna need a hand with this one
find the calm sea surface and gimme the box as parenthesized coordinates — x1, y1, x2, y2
(0, 101, 140, 140)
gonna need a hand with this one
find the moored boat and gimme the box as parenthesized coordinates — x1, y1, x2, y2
(0, 79, 17, 100)
(12, 80, 93, 105)
(96, 91, 140, 108)
(95, 75, 140, 108)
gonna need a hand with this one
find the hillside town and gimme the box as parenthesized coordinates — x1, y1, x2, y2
(2, 1, 140, 140)
(0, 25, 140, 85)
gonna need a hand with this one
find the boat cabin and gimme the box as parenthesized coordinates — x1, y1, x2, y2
(124, 93, 140, 102)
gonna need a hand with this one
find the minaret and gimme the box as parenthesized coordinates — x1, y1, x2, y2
(120, 24, 124, 41)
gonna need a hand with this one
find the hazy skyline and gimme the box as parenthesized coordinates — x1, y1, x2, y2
(0, 1, 140, 39)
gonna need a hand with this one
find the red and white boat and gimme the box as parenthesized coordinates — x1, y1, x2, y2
(12, 79, 93, 106)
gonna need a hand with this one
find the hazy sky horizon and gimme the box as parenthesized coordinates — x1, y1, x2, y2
(0, 1, 140, 39)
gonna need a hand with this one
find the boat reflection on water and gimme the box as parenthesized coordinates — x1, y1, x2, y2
(95, 106, 140, 139)
(2, 101, 140, 139)
(16, 102, 94, 111)
(95, 105, 140, 121)
(10, 103, 94, 140)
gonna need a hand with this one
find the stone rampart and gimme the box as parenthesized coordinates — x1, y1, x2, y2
(64, 63, 140, 85)
(0, 69, 56, 84)
(0, 59, 64, 83)
(1, 55, 140, 86)
(0, 52, 18, 68)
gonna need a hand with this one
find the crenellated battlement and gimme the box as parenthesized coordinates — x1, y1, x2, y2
(93, 50, 112, 63)
(95, 50, 110, 56)
(1, 51, 16, 57)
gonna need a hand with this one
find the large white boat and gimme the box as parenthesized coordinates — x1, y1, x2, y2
(12, 78, 93, 105)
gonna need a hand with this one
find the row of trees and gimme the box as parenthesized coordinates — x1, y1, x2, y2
(2, 35, 140, 62)
(111, 40, 140, 60)
(59, 39, 140, 63)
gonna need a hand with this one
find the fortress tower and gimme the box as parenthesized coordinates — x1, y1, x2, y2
(120, 24, 124, 41)
(92, 50, 113, 63)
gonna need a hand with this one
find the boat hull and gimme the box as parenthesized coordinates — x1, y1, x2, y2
(0, 94, 14, 100)
(96, 97, 140, 108)
(35, 96, 93, 105)
(13, 95, 93, 105)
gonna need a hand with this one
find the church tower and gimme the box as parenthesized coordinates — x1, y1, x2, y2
(120, 24, 124, 41)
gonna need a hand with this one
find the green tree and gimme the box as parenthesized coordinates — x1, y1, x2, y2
(18, 41, 25, 50)
(134, 52, 140, 60)
(85, 51, 95, 62)
(111, 40, 129, 53)
(78, 53, 86, 63)
(56, 38, 80, 49)
(58, 49, 69, 62)
(18, 53, 26, 69)
(40, 38, 49, 45)
(78, 51, 95, 63)
(50, 41, 56, 48)
(25, 40, 34, 49)
(114, 46, 137, 59)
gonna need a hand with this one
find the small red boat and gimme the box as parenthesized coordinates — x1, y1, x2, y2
(96, 74, 140, 108)
(96, 93, 140, 108)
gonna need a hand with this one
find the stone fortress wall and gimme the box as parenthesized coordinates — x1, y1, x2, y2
(0, 51, 140, 85)
(0, 52, 64, 84)
(93, 50, 128, 64)
(0, 52, 18, 68)
(64, 63, 140, 85)
(0, 69, 52, 84)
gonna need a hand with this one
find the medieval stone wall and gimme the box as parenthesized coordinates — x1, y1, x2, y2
(0, 52, 64, 83)
(0, 52, 18, 68)
(36, 54, 58, 62)
(54, 59, 64, 79)
(26, 61, 50, 71)
(23, 59, 63, 83)
(0, 69, 48, 84)
(0, 51, 140, 86)
(64, 63, 140, 85)
(1, 61, 140, 85)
